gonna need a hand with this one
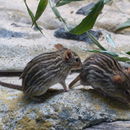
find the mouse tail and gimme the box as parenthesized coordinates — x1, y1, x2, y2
(0, 71, 22, 77)
(69, 74, 80, 89)
(0, 81, 22, 91)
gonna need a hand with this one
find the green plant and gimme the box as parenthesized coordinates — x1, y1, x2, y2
(24, 0, 130, 63)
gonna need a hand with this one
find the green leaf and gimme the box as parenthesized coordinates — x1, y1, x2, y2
(87, 32, 106, 50)
(56, 0, 82, 7)
(32, 0, 48, 26)
(126, 51, 130, 55)
(114, 56, 130, 63)
(83, 49, 130, 63)
(33, 23, 43, 34)
(103, 0, 112, 4)
(70, 0, 104, 34)
(106, 34, 116, 48)
(24, 0, 34, 22)
(24, 0, 43, 34)
(49, 0, 69, 30)
(83, 49, 118, 56)
(115, 18, 130, 32)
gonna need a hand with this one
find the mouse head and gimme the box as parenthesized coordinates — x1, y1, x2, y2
(112, 71, 130, 88)
(63, 49, 82, 70)
(108, 87, 130, 105)
(54, 44, 82, 69)
(112, 70, 130, 98)
(109, 72, 130, 105)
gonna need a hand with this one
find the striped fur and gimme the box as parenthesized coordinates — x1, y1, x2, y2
(0, 45, 81, 101)
(69, 53, 130, 104)
(20, 48, 81, 99)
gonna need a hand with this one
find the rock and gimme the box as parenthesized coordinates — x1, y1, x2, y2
(98, 30, 130, 53)
(0, 0, 130, 129)
(1, 77, 130, 130)
(0, 28, 28, 39)
(54, 28, 102, 43)
(0, 0, 88, 71)
(86, 121, 130, 130)
(96, 2, 130, 32)
(76, 2, 95, 16)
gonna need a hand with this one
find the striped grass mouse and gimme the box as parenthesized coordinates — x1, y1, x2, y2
(69, 53, 130, 104)
(0, 44, 82, 101)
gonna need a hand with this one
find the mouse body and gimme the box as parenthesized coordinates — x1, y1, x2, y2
(0, 44, 82, 101)
(69, 53, 130, 104)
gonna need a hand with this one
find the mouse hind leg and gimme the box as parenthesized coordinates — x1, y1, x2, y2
(27, 89, 63, 102)
(24, 85, 48, 102)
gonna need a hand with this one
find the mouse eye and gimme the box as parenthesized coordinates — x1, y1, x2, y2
(124, 90, 129, 95)
(75, 58, 80, 62)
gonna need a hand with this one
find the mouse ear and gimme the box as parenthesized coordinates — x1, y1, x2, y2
(54, 44, 64, 50)
(64, 49, 72, 60)
(128, 68, 130, 74)
(112, 74, 124, 83)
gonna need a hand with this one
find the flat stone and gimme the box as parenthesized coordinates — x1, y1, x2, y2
(54, 28, 102, 43)
(96, 2, 129, 32)
(0, 0, 130, 129)
(1, 75, 130, 130)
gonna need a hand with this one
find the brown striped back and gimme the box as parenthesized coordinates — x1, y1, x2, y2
(69, 53, 130, 104)
(21, 47, 81, 96)
(81, 53, 129, 87)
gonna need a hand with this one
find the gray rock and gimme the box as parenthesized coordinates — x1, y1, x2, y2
(0, 0, 130, 129)
(0, 28, 28, 39)
(96, 2, 129, 32)
(1, 83, 130, 130)
(76, 2, 95, 16)
(54, 28, 102, 44)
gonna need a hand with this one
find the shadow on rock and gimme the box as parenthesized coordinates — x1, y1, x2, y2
(23, 89, 65, 104)
(0, 28, 42, 39)
(80, 88, 130, 110)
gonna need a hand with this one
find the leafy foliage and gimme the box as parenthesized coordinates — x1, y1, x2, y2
(49, 0, 68, 30)
(115, 18, 130, 32)
(114, 56, 130, 62)
(84, 33, 130, 63)
(126, 51, 130, 55)
(87, 32, 106, 50)
(32, 0, 48, 26)
(56, 0, 83, 7)
(23, 0, 130, 63)
(103, 0, 112, 4)
(24, 0, 43, 33)
(106, 34, 116, 48)
(85, 32, 130, 63)
(70, 0, 104, 34)
(83, 49, 118, 57)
